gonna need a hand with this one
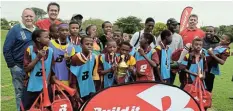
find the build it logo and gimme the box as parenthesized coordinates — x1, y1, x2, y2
(81, 82, 200, 111)
(94, 106, 140, 111)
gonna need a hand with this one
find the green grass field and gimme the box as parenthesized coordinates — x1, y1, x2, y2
(1, 30, 233, 111)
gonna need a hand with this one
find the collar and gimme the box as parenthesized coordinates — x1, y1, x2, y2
(159, 41, 168, 49)
(20, 21, 36, 32)
(187, 27, 197, 31)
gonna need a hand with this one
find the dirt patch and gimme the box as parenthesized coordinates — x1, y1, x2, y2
(1, 96, 14, 101)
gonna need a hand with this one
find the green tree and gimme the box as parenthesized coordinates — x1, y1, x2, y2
(114, 16, 143, 34)
(1, 18, 10, 30)
(31, 7, 47, 21)
(82, 18, 105, 36)
(9, 20, 20, 27)
(152, 22, 167, 37)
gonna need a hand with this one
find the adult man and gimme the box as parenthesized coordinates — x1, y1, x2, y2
(35, 2, 61, 30)
(180, 14, 205, 45)
(156, 18, 183, 84)
(130, 17, 156, 49)
(3, 8, 36, 111)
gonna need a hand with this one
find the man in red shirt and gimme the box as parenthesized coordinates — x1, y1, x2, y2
(35, 2, 61, 30)
(180, 14, 205, 45)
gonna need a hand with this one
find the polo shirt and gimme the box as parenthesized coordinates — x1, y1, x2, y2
(180, 28, 205, 45)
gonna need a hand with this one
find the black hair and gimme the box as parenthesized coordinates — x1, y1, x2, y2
(206, 26, 216, 32)
(106, 39, 117, 46)
(47, 2, 60, 12)
(145, 17, 155, 24)
(161, 30, 172, 41)
(224, 33, 233, 43)
(80, 36, 93, 44)
(85, 25, 96, 35)
(113, 29, 123, 36)
(69, 21, 80, 26)
(143, 32, 155, 44)
(49, 24, 57, 32)
(32, 29, 47, 43)
(119, 41, 132, 49)
(102, 21, 112, 29)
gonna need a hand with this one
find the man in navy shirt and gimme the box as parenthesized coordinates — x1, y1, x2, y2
(3, 8, 36, 111)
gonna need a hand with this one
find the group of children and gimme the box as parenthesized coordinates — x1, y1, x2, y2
(21, 19, 232, 110)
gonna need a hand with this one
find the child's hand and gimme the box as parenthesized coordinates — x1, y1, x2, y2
(138, 48, 146, 56)
(105, 32, 113, 40)
(37, 50, 46, 59)
(208, 48, 214, 56)
(111, 64, 117, 72)
(64, 53, 70, 60)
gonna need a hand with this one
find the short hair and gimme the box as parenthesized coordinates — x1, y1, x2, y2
(113, 29, 123, 36)
(119, 41, 132, 49)
(69, 21, 80, 26)
(189, 14, 198, 20)
(224, 33, 233, 43)
(206, 26, 216, 32)
(22, 8, 35, 16)
(32, 29, 47, 43)
(192, 37, 203, 45)
(143, 32, 155, 44)
(145, 17, 155, 24)
(85, 24, 96, 35)
(161, 30, 172, 41)
(47, 2, 60, 12)
(106, 39, 117, 46)
(102, 21, 112, 29)
(80, 36, 93, 44)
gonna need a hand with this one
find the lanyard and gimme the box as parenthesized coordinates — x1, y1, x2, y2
(107, 53, 117, 65)
(80, 52, 92, 61)
(70, 36, 79, 45)
(161, 42, 169, 68)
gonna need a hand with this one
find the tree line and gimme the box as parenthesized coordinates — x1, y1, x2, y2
(1, 7, 233, 39)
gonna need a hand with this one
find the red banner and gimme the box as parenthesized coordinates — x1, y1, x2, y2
(80, 82, 200, 111)
(179, 6, 193, 32)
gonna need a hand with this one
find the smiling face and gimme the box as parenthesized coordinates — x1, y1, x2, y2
(188, 16, 198, 28)
(205, 26, 215, 39)
(145, 21, 155, 32)
(21, 9, 35, 27)
(48, 5, 59, 20)
(103, 23, 112, 34)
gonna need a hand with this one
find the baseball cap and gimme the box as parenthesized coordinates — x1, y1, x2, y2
(71, 14, 83, 21)
(167, 18, 180, 25)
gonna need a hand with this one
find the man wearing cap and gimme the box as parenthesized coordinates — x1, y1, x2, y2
(156, 18, 183, 84)
(35, 2, 62, 30)
(180, 14, 205, 45)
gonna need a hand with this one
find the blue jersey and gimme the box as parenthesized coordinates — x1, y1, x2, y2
(67, 36, 82, 53)
(101, 54, 115, 88)
(205, 46, 228, 75)
(27, 45, 53, 92)
(70, 53, 96, 97)
(160, 48, 171, 79)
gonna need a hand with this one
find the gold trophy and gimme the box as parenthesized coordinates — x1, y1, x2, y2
(116, 55, 129, 78)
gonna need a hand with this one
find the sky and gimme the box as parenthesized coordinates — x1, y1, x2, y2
(1, 0, 233, 27)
